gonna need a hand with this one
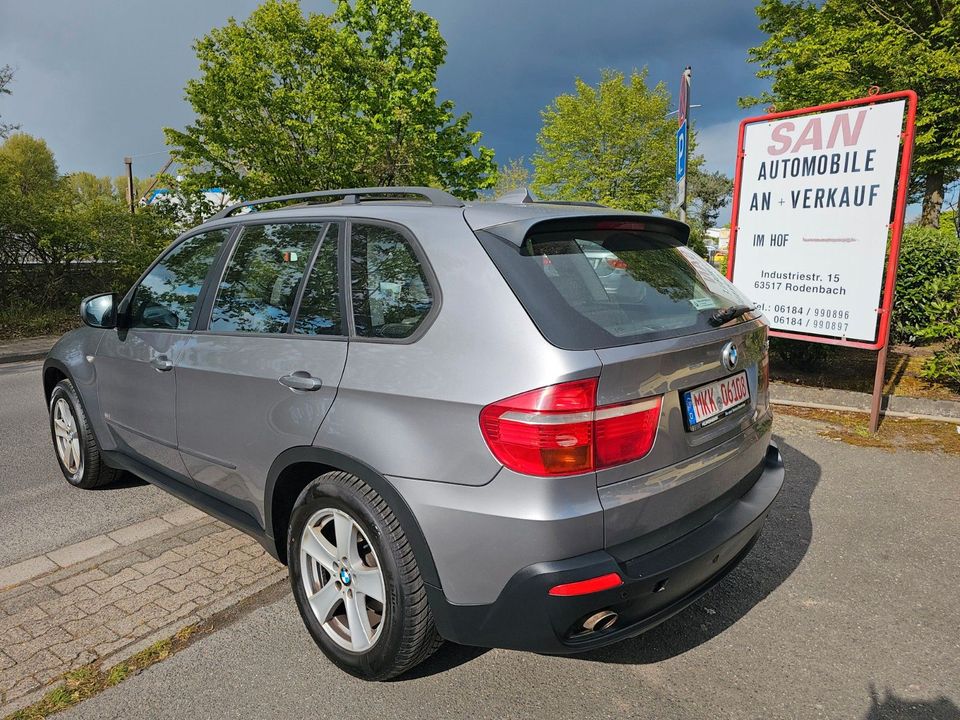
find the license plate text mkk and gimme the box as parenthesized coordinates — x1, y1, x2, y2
(683, 372, 749, 430)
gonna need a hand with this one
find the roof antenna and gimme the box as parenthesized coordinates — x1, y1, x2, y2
(497, 187, 538, 204)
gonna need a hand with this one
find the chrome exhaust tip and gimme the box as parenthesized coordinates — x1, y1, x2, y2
(581, 610, 618, 633)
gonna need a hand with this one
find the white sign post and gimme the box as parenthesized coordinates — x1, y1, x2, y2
(730, 100, 905, 343)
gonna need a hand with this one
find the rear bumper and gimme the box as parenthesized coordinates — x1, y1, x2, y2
(427, 443, 784, 653)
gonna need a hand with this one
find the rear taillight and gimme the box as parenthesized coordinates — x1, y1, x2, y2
(479, 379, 662, 477)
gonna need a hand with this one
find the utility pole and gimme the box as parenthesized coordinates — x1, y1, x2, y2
(676, 67, 692, 224)
(123, 156, 135, 215)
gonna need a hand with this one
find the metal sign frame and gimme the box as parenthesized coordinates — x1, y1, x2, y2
(726, 90, 917, 351)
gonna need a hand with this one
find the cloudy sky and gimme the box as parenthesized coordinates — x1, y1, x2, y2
(0, 0, 769, 187)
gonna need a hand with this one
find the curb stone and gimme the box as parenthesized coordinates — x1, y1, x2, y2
(0, 335, 58, 365)
(0, 506, 207, 592)
(770, 381, 960, 423)
(0, 575, 289, 718)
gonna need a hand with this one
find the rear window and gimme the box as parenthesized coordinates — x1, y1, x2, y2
(477, 219, 752, 350)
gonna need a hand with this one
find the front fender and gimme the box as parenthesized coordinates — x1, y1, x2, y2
(43, 327, 112, 449)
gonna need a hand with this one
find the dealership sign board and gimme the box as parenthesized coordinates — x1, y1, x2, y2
(727, 93, 915, 349)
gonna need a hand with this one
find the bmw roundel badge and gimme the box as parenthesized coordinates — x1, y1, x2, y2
(722, 342, 739, 372)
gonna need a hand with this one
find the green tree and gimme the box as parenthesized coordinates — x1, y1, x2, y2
(109, 174, 155, 205)
(532, 69, 698, 212)
(491, 157, 531, 198)
(688, 169, 734, 229)
(332, 0, 495, 195)
(0, 134, 174, 309)
(66, 172, 120, 204)
(741, 0, 960, 228)
(165, 0, 495, 201)
(0, 65, 18, 139)
(0, 134, 68, 281)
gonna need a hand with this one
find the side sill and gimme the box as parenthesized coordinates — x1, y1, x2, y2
(101, 450, 279, 561)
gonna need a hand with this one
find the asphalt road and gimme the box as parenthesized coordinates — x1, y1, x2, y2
(61, 414, 959, 720)
(0, 360, 181, 566)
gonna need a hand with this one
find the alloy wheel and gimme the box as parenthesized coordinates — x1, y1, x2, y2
(52, 397, 83, 478)
(299, 508, 386, 652)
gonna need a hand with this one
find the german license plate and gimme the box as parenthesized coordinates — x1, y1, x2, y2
(682, 371, 750, 430)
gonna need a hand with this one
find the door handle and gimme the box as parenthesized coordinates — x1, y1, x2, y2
(279, 371, 323, 391)
(150, 355, 174, 372)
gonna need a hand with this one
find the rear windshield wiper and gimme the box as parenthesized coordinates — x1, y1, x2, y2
(708, 304, 755, 326)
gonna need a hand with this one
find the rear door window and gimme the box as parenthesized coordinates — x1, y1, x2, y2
(210, 223, 324, 334)
(478, 219, 752, 350)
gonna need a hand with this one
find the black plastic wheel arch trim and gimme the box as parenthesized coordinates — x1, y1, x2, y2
(42, 358, 72, 402)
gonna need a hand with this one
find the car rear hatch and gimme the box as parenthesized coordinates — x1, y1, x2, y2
(470, 208, 772, 551)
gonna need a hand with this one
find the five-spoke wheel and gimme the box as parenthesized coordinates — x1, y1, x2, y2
(48, 378, 119, 489)
(52, 396, 83, 478)
(299, 508, 386, 652)
(288, 471, 441, 680)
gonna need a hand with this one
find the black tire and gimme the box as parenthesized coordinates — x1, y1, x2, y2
(48, 379, 120, 489)
(288, 471, 442, 680)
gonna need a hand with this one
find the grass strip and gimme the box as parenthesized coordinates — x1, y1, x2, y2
(776, 404, 960, 455)
(4, 626, 201, 720)
(2, 579, 288, 720)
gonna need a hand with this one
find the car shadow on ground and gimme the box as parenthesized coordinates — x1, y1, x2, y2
(406, 437, 819, 678)
(88, 470, 148, 490)
(401, 642, 492, 679)
(864, 684, 960, 720)
(577, 437, 817, 665)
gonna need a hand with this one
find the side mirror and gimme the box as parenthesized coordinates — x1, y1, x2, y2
(80, 293, 119, 329)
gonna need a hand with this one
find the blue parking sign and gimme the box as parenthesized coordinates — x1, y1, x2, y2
(675, 120, 687, 184)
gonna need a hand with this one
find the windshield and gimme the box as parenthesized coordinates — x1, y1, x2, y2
(477, 219, 753, 350)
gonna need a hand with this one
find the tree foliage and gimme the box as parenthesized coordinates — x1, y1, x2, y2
(0, 65, 18, 139)
(741, 0, 960, 227)
(165, 0, 495, 200)
(0, 133, 175, 311)
(532, 69, 694, 212)
(891, 218, 960, 387)
(688, 169, 734, 229)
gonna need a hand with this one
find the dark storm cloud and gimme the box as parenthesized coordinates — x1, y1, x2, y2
(0, 0, 767, 182)
(423, 0, 768, 170)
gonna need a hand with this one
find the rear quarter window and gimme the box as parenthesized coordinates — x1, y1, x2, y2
(477, 219, 752, 350)
(350, 223, 434, 340)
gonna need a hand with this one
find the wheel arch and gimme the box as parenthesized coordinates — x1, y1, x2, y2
(42, 358, 70, 403)
(265, 446, 442, 589)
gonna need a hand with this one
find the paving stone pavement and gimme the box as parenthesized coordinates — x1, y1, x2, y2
(0, 516, 287, 712)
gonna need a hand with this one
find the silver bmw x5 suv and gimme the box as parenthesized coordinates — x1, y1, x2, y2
(43, 186, 784, 680)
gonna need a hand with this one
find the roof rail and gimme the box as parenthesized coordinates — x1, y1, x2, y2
(210, 186, 464, 220)
(495, 187, 605, 208)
